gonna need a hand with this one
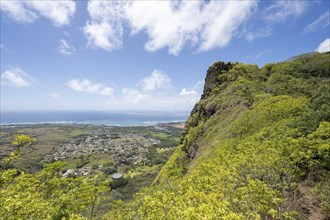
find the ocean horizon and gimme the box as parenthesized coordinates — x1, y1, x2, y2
(0, 111, 190, 126)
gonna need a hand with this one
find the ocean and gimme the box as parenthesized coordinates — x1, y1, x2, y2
(0, 111, 189, 126)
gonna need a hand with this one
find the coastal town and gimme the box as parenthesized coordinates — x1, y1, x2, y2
(44, 129, 160, 165)
(0, 123, 183, 179)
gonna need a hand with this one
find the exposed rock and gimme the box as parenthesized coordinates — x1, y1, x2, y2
(111, 173, 123, 179)
(181, 61, 236, 159)
(202, 61, 236, 98)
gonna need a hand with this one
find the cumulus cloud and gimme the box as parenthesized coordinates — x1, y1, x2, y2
(0, 1, 37, 23)
(104, 77, 202, 111)
(66, 79, 114, 96)
(264, 0, 308, 22)
(316, 38, 330, 53)
(57, 39, 76, 56)
(110, 89, 200, 111)
(180, 89, 198, 96)
(0, 1, 76, 26)
(84, 1, 125, 51)
(179, 80, 204, 96)
(140, 70, 171, 91)
(303, 11, 330, 34)
(84, 21, 123, 51)
(83, 0, 256, 54)
(1, 67, 35, 87)
(122, 88, 147, 104)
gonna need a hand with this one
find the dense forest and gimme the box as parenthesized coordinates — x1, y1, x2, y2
(1, 52, 329, 219)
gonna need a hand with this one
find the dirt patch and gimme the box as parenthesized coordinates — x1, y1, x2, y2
(299, 181, 326, 220)
(166, 122, 185, 129)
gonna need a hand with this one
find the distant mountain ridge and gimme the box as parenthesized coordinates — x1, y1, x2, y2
(106, 52, 330, 219)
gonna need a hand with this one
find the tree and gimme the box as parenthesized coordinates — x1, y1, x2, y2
(0, 135, 109, 219)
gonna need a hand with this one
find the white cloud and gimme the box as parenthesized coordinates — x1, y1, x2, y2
(252, 50, 272, 60)
(193, 80, 205, 90)
(254, 52, 265, 60)
(84, 21, 123, 51)
(0, 1, 76, 26)
(83, 0, 256, 54)
(180, 89, 198, 96)
(0, 1, 38, 23)
(66, 79, 114, 96)
(264, 0, 308, 23)
(122, 88, 147, 104)
(1, 67, 34, 87)
(57, 39, 76, 56)
(242, 1, 310, 42)
(51, 92, 60, 99)
(178, 80, 204, 97)
(108, 89, 200, 111)
(105, 77, 203, 111)
(83, 1, 125, 51)
(245, 26, 272, 41)
(316, 38, 330, 53)
(140, 70, 171, 91)
(100, 87, 114, 96)
(303, 11, 330, 34)
(195, 1, 256, 52)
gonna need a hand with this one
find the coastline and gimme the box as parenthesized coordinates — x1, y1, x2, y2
(0, 120, 186, 128)
(0, 111, 189, 127)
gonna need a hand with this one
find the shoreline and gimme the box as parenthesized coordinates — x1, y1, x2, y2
(0, 120, 186, 128)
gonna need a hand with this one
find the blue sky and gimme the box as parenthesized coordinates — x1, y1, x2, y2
(1, 0, 329, 112)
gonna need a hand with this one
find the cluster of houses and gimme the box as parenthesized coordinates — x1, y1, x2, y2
(44, 130, 160, 166)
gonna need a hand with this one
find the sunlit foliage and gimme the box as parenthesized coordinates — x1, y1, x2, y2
(105, 52, 330, 219)
(0, 135, 109, 220)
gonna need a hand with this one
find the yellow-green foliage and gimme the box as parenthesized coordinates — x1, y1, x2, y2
(126, 165, 161, 179)
(0, 162, 109, 220)
(153, 145, 189, 184)
(105, 53, 330, 219)
(0, 136, 109, 220)
(11, 134, 36, 147)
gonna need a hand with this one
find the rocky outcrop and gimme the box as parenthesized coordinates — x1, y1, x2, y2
(202, 61, 236, 98)
(181, 61, 236, 159)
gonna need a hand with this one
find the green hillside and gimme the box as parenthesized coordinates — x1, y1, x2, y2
(105, 52, 330, 219)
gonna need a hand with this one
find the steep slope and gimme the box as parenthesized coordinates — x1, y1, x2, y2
(105, 52, 330, 219)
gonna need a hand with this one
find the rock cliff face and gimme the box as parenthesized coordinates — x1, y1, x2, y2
(182, 61, 237, 159)
(202, 61, 236, 98)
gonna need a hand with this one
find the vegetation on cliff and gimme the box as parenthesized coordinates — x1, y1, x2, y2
(105, 52, 330, 219)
